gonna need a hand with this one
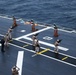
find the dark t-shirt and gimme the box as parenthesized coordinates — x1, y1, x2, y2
(1, 39, 5, 45)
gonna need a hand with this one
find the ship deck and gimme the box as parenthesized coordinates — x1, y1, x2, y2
(0, 16, 76, 75)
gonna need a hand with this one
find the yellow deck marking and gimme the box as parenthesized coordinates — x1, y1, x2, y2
(9, 38, 15, 42)
(37, 48, 50, 54)
(62, 56, 68, 61)
(32, 48, 50, 57)
(9, 40, 13, 42)
(23, 44, 29, 47)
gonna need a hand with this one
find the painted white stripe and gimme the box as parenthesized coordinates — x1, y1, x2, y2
(9, 43, 76, 68)
(0, 34, 76, 67)
(0, 16, 12, 19)
(35, 24, 76, 33)
(41, 54, 76, 67)
(0, 16, 76, 34)
(0, 34, 4, 36)
(0, 34, 74, 59)
(15, 27, 51, 40)
(58, 29, 73, 33)
(37, 24, 76, 33)
(21, 37, 69, 51)
(0, 16, 22, 21)
(16, 51, 24, 75)
(10, 43, 35, 53)
(38, 24, 48, 27)
(0, 44, 1, 46)
(20, 30, 26, 32)
(40, 47, 76, 60)
(71, 30, 76, 33)
(18, 40, 76, 59)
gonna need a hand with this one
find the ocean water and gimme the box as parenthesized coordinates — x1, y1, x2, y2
(0, 0, 76, 30)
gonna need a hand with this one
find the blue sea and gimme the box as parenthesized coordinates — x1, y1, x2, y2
(0, 0, 76, 30)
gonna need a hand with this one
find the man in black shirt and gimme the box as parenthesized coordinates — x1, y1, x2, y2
(0, 38, 5, 52)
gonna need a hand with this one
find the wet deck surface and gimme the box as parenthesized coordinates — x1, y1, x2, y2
(0, 17, 76, 75)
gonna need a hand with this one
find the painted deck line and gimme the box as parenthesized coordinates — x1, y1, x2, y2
(37, 24, 76, 33)
(41, 54, 76, 68)
(38, 48, 50, 54)
(0, 34, 76, 67)
(16, 51, 24, 75)
(0, 34, 4, 36)
(59, 52, 76, 60)
(0, 33, 75, 59)
(0, 16, 76, 34)
(19, 19, 76, 34)
(58, 29, 76, 33)
(32, 48, 50, 57)
(36, 25, 76, 33)
(41, 47, 76, 60)
(17, 40, 76, 60)
(15, 27, 51, 40)
(0, 16, 22, 21)
(21, 37, 69, 51)
(23, 44, 29, 47)
(9, 43, 76, 68)
(38, 24, 48, 27)
(62, 56, 68, 61)
(0, 16, 12, 20)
